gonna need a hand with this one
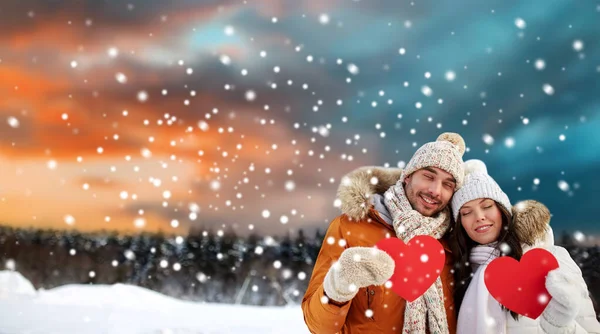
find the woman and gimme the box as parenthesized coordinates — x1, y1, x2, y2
(449, 159, 600, 333)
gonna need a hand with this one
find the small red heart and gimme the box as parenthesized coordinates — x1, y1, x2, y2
(484, 248, 559, 319)
(376, 236, 446, 302)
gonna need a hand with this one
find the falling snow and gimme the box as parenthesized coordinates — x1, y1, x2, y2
(573, 40, 584, 52)
(543, 84, 555, 95)
(514, 18, 527, 29)
(482, 134, 495, 145)
(7, 117, 20, 128)
(1, 2, 599, 330)
(558, 180, 570, 192)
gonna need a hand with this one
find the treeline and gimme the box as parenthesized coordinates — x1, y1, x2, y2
(0, 225, 598, 318)
(562, 243, 600, 317)
(0, 225, 324, 306)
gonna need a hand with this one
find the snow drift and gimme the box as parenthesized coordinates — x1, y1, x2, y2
(0, 271, 309, 334)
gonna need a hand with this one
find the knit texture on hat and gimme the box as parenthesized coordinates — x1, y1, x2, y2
(399, 132, 466, 189)
(451, 159, 511, 221)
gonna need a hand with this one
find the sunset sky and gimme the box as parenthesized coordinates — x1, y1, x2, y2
(1, 0, 599, 238)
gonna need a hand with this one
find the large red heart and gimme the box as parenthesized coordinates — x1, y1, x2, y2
(484, 248, 559, 319)
(376, 236, 446, 302)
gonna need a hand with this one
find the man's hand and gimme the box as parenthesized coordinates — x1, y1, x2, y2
(323, 247, 395, 304)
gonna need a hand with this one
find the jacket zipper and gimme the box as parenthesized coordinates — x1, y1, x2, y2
(366, 287, 374, 320)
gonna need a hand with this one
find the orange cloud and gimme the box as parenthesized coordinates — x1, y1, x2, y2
(0, 66, 69, 99)
(0, 0, 378, 237)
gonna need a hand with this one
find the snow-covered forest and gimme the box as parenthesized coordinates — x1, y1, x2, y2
(0, 225, 322, 307)
(1, 225, 599, 317)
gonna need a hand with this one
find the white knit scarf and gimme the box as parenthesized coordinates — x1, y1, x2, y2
(457, 244, 506, 334)
(384, 183, 451, 334)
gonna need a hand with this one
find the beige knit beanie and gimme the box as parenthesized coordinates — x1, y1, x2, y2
(399, 132, 466, 189)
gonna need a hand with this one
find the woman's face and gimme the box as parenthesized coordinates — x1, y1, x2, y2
(459, 198, 503, 245)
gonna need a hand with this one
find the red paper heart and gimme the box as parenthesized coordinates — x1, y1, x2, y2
(376, 236, 446, 302)
(484, 248, 559, 319)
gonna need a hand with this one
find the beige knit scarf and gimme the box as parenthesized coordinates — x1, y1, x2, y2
(384, 182, 451, 334)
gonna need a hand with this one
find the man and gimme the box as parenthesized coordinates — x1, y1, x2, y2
(301, 133, 466, 334)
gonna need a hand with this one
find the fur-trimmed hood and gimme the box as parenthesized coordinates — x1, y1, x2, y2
(336, 166, 553, 246)
(336, 166, 402, 221)
(511, 200, 552, 247)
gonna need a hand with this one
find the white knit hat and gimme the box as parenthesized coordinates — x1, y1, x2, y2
(451, 159, 512, 221)
(400, 132, 466, 189)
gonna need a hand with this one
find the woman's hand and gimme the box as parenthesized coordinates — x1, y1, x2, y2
(540, 267, 582, 333)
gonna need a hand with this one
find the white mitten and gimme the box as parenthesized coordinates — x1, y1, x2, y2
(323, 247, 395, 303)
(540, 268, 582, 333)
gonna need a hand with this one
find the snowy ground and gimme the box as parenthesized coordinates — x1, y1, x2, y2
(0, 271, 309, 334)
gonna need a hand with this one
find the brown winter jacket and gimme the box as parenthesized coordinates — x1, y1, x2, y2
(301, 166, 457, 334)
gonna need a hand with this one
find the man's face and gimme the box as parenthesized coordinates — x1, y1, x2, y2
(404, 167, 456, 217)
